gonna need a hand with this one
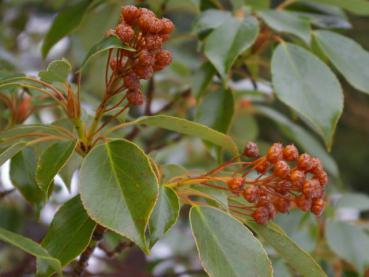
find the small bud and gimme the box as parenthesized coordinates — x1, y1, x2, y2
(255, 160, 270, 174)
(123, 72, 140, 90)
(267, 143, 283, 163)
(243, 141, 259, 158)
(283, 144, 299, 161)
(273, 160, 290, 178)
(145, 34, 163, 50)
(294, 195, 312, 212)
(160, 18, 175, 34)
(252, 207, 269, 224)
(227, 177, 244, 194)
(243, 186, 258, 203)
(115, 24, 135, 43)
(274, 180, 291, 194)
(121, 5, 140, 25)
(297, 153, 313, 171)
(273, 197, 291, 213)
(311, 198, 325, 216)
(127, 90, 144, 105)
(290, 169, 305, 188)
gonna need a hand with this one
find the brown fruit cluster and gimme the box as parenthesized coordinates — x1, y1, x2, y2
(109, 5, 174, 105)
(220, 142, 328, 224)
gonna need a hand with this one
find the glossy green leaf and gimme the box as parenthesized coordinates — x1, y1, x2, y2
(79, 139, 158, 252)
(36, 140, 77, 192)
(259, 11, 311, 44)
(336, 193, 369, 211)
(59, 153, 82, 191)
(326, 220, 369, 275)
(192, 61, 216, 99)
(196, 88, 234, 134)
(126, 115, 239, 156)
(271, 43, 343, 150)
(0, 142, 27, 166)
(149, 186, 179, 247)
(39, 59, 72, 83)
(10, 148, 46, 208)
(247, 222, 327, 277)
(300, 0, 369, 15)
(256, 106, 339, 178)
(42, 0, 91, 58)
(0, 227, 62, 276)
(37, 195, 96, 276)
(79, 36, 134, 70)
(190, 206, 272, 277)
(204, 16, 259, 80)
(315, 30, 369, 95)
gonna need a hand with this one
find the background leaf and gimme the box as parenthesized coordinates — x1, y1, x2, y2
(149, 186, 179, 247)
(0, 227, 62, 276)
(259, 10, 311, 44)
(37, 195, 96, 276)
(79, 36, 134, 70)
(247, 222, 327, 277)
(326, 220, 369, 275)
(196, 88, 234, 134)
(39, 59, 72, 83)
(79, 139, 158, 252)
(190, 206, 272, 277)
(42, 0, 92, 58)
(10, 147, 46, 209)
(204, 16, 259, 80)
(300, 0, 369, 15)
(192, 61, 216, 99)
(36, 140, 77, 192)
(271, 43, 343, 149)
(125, 115, 239, 156)
(315, 30, 369, 95)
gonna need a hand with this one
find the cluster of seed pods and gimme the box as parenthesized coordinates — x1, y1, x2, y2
(108, 5, 174, 105)
(199, 142, 328, 224)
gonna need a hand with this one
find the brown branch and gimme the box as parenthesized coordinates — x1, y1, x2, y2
(144, 77, 155, 116)
(73, 225, 106, 277)
(0, 189, 16, 199)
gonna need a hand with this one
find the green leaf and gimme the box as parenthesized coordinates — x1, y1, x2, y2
(10, 148, 46, 208)
(36, 140, 77, 192)
(204, 16, 259, 80)
(0, 124, 68, 148)
(194, 9, 233, 35)
(300, 0, 369, 16)
(271, 43, 343, 150)
(37, 195, 96, 276)
(192, 61, 216, 99)
(79, 36, 135, 70)
(196, 88, 234, 134)
(247, 222, 327, 277)
(0, 142, 27, 166)
(326, 220, 369, 275)
(314, 30, 369, 95)
(190, 184, 228, 209)
(39, 59, 72, 83)
(0, 227, 62, 277)
(245, 0, 270, 10)
(42, 0, 92, 58)
(149, 186, 179, 247)
(79, 139, 158, 252)
(336, 193, 369, 211)
(259, 11, 311, 44)
(256, 106, 339, 178)
(129, 115, 239, 156)
(190, 206, 272, 277)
